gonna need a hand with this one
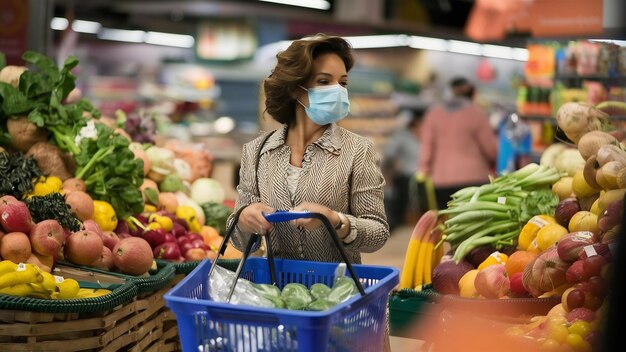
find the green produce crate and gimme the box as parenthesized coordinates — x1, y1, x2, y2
(389, 286, 442, 338)
(0, 280, 138, 313)
(157, 258, 241, 275)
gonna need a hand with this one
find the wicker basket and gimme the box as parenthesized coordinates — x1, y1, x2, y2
(0, 274, 184, 351)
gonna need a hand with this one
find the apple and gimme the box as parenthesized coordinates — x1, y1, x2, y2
(184, 248, 207, 261)
(30, 219, 65, 256)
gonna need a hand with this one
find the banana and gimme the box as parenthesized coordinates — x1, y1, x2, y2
(400, 211, 438, 289)
(54, 279, 80, 299)
(423, 226, 443, 285)
(0, 283, 35, 296)
(0, 260, 18, 276)
(74, 288, 111, 299)
(0, 264, 43, 290)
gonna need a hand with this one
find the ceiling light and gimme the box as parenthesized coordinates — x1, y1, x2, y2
(408, 36, 447, 51)
(259, 0, 330, 10)
(50, 17, 68, 31)
(71, 20, 101, 34)
(344, 35, 409, 49)
(98, 28, 145, 43)
(448, 40, 483, 56)
(482, 44, 513, 60)
(590, 39, 626, 46)
(145, 31, 195, 48)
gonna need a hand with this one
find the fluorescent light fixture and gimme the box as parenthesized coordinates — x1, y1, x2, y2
(590, 39, 626, 46)
(482, 44, 513, 60)
(448, 40, 483, 56)
(512, 48, 529, 61)
(344, 35, 409, 49)
(145, 31, 195, 48)
(259, 0, 330, 10)
(50, 17, 68, 31)
(408, 36, 447, 51)
(71, 20, 101, 34)
(98, 28, 145, 43)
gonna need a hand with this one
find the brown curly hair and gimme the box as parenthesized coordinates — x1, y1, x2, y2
(263, 34, 354, 126)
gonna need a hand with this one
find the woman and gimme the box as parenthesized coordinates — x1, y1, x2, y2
(419, 77, 497, 210)
(228, 34, 389, 265)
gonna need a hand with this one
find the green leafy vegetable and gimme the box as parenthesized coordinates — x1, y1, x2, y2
(0, 152, 42, 199)
(74, 123, 144, 219)
(200, 202, 233, 235)
(438, 163, 565, 263)
(25, 192, 81, 231)
(0, 51, 144, 220)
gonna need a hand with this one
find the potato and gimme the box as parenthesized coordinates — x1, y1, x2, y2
(6, 116, 48, 153)
(25, 142, 73, 180)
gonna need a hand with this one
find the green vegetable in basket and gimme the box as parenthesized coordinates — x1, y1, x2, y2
(327, 276, 358, 304)
(253, 283, 281, 298)
(306, 299, 335, 311)
(310, 283, 331, 300)
(281, 283, 313, 310)
(266, 296, 287, 309)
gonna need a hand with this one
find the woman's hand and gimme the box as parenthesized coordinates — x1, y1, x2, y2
(238, 203, 275, 235)
(291, 202, 343, 233)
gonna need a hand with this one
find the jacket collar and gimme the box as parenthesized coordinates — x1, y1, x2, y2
(260, 123, 342, 156)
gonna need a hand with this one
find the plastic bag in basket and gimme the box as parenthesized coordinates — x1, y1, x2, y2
(208, 265, 274, 308)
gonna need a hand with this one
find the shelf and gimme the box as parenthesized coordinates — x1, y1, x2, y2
(552, 74, 626, 80)
(519, 114, 626, 122)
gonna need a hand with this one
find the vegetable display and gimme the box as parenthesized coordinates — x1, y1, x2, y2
(398, 100, 626, 352)
(439, 163, 562, 263)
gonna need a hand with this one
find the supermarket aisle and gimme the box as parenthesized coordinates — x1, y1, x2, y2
(362, 225, 426, 352)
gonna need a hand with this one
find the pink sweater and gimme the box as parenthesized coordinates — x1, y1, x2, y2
(419, 101, 498, 187)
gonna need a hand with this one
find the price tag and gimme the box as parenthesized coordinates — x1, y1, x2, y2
(529, 216, 549, 228)
(583, 245, 598, 258)
(497, 197, 507, 205)
(17, 263, 26, 272)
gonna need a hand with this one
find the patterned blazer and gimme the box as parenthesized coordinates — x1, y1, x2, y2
(228, 123, 389, 264)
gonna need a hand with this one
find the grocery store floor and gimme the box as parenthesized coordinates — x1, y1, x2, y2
(362, 224, 427, 352)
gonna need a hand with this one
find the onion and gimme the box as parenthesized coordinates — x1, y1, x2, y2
(523, 247, 569, 297)
(554, 198, 581, 228)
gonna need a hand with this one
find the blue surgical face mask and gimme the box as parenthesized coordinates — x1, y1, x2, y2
(297, 84, 350, 125)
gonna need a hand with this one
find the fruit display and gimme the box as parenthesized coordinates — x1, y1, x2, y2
(400, 100, 626, 350)
(0, 52, 236, 300)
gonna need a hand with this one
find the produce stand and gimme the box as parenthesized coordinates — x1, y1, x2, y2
(388, 287, 441, 338)
(0, 262, 187, 352)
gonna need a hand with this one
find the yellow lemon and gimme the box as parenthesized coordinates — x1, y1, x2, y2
(458, 269, 480, 298)
(536, 223, 569, 251)
(92, 200, 118, 231)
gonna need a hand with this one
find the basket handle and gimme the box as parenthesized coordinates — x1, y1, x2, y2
(263, 210, 366, 297)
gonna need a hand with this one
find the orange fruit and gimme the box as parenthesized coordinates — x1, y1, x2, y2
(199, 225, 220, 245)
(505, 250, 537, 277)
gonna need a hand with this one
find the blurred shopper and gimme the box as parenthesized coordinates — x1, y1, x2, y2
(419, 77, 497, 210)
(383, 109, 424, 231)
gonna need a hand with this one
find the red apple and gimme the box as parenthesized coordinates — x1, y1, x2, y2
(30, 219, 65, 257)
(100, 231, 120, 251)
(184, 247, 207, 261)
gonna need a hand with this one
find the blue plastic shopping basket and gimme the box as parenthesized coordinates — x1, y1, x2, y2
(164, 209, 399, 352)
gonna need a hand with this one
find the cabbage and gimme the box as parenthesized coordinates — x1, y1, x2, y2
(190, 178, 225, 205)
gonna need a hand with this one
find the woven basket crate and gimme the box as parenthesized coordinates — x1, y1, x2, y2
(0, 274, 185, 352)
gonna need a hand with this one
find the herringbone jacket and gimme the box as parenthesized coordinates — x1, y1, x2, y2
(228, 123, 389, 264)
